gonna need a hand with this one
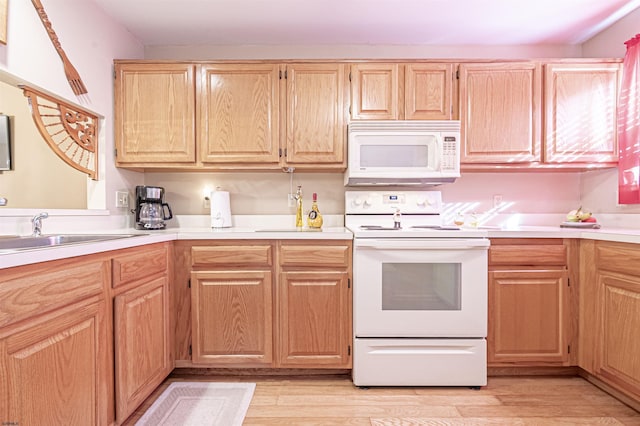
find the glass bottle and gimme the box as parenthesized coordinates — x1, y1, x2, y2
(295, 185, 303, 228)
(307, 192, 323, 229)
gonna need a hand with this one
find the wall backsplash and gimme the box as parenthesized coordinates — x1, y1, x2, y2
(145, 170, 586, 217)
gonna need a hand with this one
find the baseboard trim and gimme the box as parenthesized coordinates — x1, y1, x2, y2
(171, 367, 352, 377)
(578, 368, 640, 413)
(488, 366, 579, 376)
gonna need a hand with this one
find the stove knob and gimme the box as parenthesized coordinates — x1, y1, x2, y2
(363, 197, 372, 207)
(416, 197, 427, 207)
(353, 197, 363, 207)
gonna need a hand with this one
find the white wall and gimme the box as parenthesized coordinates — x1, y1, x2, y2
(579, 6, 640, 213)
(582, 7, 640, 57)
(145, 44, 582, 60)
(0, 0, 144, 214)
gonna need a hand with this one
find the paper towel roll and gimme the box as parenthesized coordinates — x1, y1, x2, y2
(210, 189, 232, 228)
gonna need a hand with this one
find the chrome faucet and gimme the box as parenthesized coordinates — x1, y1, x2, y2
(32, 212, 49, 236)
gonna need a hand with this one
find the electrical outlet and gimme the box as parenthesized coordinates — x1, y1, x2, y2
(204, 197, 210, 209)
(287, 193, 295, 208)
(493, 194, 503, 208)
(115, 191, 129, 208)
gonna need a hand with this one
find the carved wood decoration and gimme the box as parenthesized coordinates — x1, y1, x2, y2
(21, 85, 99, 180)
(31, 0, 88, 96)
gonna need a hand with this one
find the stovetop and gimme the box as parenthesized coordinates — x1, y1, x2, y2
(345, 190, 488, 239)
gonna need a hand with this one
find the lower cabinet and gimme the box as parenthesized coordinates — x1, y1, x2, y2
(0, 243, 172, 426)
(188, 240, 352, 369)
(488, 238, 575, 366)
(191, 270, 274, 365)
(0, 256, 111, 426)
(580, 240, 640, 402)
(112, 244, 172, 424)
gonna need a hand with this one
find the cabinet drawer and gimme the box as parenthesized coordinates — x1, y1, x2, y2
(112, 243, 169, 288)
(280, 244, 350, 268)
(0, 258, 108, 328)
(596, 242, 640, 278)
(192, 244, 273, 267)
(489, 244, 566, 266)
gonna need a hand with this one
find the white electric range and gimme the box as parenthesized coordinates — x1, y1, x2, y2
(345, 190, 490, 387)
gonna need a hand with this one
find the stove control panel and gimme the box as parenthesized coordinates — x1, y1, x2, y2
(345, 191, 442, 214)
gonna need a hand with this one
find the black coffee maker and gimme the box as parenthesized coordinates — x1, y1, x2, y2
(134, 186, 173, 230)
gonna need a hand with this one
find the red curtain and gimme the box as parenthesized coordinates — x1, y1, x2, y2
(618, 34, 640, 204)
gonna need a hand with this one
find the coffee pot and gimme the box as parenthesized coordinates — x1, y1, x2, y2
(134, 186, 173, 230)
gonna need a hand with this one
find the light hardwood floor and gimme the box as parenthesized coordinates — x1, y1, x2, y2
(124, 374, 640, 425)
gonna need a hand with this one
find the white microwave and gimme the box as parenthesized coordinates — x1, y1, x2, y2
(344, 120, 461, 186)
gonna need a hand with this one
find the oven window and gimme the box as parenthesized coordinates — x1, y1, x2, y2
(381, 263, 461, 310)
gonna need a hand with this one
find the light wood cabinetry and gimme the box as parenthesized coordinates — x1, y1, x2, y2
(459, 59, 622, 168)
(0, 243, 173, 425)
(488, 238, 575, 366)
(580, 240, 640, 402)
(350, 63, 454, 120)
(116, 61, 347, 170)
(112, 244, 172, 424)
(198, 63, 280, 166)
(543, 62, 621, 164)
(278, 242, 352, 368)
(190, 243, 275, 366)
(0, 256, 111, 426)
(459, 62, 542, 164)
(184, 240, 352, 369)
(115, 62, 196, 165)
(284, 63, 347, 167)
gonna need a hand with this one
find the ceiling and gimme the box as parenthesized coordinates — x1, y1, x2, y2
(89, 0, 640, 46)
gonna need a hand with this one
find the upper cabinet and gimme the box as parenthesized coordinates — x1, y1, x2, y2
(115, 59, 621, 172)
(543, 62, 621, 165)
(115, 61, 347, 171)
(284, 63, 348, 167)
(198, 63, 280, 166)
(350, 63, 454, 120)
(458, 59, 622, 169)
(459, 62, 542, 164)
(115, 63, 196, 165)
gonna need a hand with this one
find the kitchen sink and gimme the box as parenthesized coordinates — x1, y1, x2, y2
(0, 234, 142, 252)
(254, 228, 323, 232)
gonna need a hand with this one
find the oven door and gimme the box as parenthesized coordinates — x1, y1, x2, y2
(353, 238, 489, 338)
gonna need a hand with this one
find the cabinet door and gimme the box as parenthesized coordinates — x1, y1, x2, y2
(544, 62, 621, 164)
(596, 272, 640, 399)
(114, 276, 171, 423)
(284, 64, 347, 166)
(459, 62, 542, 164)
(115, 63, 196, 164)
(191, 270, 273, 366)
(405, 63, 454, 120)
(488, 269, 570, 365)
(350, 63, 399, 120)
(278, 271, 351, 368)
(1, 300, 109, 426)
(198, 64, 280, 165)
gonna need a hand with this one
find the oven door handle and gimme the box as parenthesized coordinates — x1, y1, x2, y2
(355, 238, 489, 250)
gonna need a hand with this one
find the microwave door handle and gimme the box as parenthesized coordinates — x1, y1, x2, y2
(355, 239, 489, 250)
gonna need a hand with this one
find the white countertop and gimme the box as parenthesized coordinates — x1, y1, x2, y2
(2, 214, 640, 269)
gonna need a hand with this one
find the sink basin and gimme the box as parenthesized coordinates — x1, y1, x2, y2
(254, 228, 323, 232)
(0, 234, 141, 252)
